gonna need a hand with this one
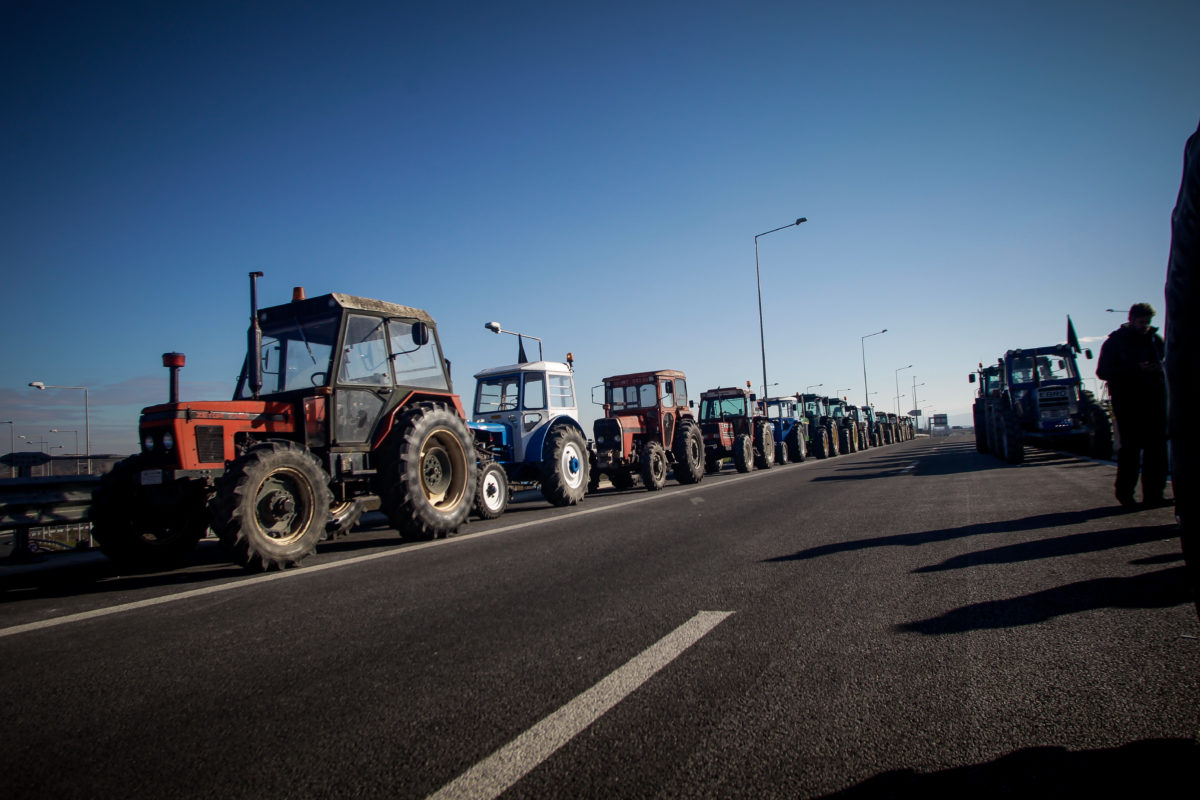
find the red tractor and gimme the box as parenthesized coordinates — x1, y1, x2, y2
(91, 273, 477, 571)
(697, 384, 776, 473)
(587, 369, 704, 491)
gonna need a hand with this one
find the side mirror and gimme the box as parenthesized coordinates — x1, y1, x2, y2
(749, 393, 757, 403)
(1085, 348, 1093, 360)
(689, 399, 695, 408)
(411, 322, 430, 346)
(968, 374, 976, 383)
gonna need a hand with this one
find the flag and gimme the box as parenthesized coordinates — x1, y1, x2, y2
(518, 334, 528, 363)
(1067, 315, 1081, 353)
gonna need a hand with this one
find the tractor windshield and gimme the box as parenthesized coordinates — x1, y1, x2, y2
(699, 395, 747, 421)
(476, 374, 521, 413)
(765, 400, 794, 420)
(1009, 353, 1076, 386)
(239, 312, 340, 397)
(606, 382, 657, 411)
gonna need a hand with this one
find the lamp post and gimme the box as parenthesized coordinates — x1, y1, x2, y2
(911, 379, 925, 415)
(860, 329, 887, 407)
(484, 321, 543, 362)
(1, 420, 12, 478)
(29, 382, 90, 473)
(894, 365, 912, 417)
(835, 387, 853, 400)
(805, 383, 823, 395)
(755, 217, 807, 411)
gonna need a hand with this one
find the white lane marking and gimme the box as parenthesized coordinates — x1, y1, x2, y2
(0, 454, 832, 639)
(426, 610, 733, 800)
(899, 462, 917, 473)
(689, 496, 705, 505)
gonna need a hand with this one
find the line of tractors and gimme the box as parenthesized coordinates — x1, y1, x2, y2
(969, 333, 1113, 464)
(90, 277, 918, 573)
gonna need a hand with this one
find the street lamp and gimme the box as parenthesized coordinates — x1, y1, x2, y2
(860, 329, 887, 407)
(484, 321, 543, 362)
(0, 420, 12, 478)
(804, 383, 823, 395)
(834, 387, 853, 399)
(755, 217, 807, 411)
(29, 382, 90, 473)
(911, 379, 925, 414)
(50, 428, 80, 474)
(894, 365, 912, 417)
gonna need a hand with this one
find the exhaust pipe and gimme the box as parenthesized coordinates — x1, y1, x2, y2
(248, 271, 264, 399)
(162, 352, 185, 403)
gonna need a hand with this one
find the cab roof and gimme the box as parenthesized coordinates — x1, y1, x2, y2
(474, 361, 573, 379)
(602, 369, 687, 384)
(260, 292, 435, 325)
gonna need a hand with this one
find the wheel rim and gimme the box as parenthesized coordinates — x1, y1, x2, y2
(481, 469, 505, 513)
(253, 467, 314, 545)
(561, 441, 585, 489)
(420, 428, 469, 509)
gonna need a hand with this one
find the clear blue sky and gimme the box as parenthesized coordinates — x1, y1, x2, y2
(2, 1, 1198, 455)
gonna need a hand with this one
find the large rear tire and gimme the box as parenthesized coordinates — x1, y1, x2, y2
(541, 425, 589, 505)
(786, 426, 806, 462)
(1001, 408, 1024, 465)
(382, 404, 476, 540)
(216, 441, 332, 571)
(672, 419, 705, 485)
(640, 441, 668, 491)
(754, 422, 774, 469)
(91, 455, 208, 570)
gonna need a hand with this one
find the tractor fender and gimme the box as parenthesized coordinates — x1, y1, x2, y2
(528, 415, 587, 463)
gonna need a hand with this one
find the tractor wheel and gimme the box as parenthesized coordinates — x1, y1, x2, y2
(640, 441, 668, 491)
(705, 452, 722, 474)
(381, 404, 476, 540)
(216, 441, 332, 571)
(325, 499, 364, 539)
(754, 423, 775, 469)
(733, 434, 754, 472)
(973, 401, 989, 453)
(787, 427, 806, 462)
(775, 441, 790, 465)
(838, 427, 850, 455)
(474, 461, 509, 520)
(1001, 409, 1024, 465)
(672, 420, 705, 485)
(91, 455, 208, 570)
(1088, 409, 1114, 460)
(611, 468, 636, 490)
(587, 454, 600, 492)
(541, 425, 588, 506)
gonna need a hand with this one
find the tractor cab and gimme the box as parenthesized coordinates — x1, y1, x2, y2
(472, 360, 579, 464)
(1002, 345, 1085, 432)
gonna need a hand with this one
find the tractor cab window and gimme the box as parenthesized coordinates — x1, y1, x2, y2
(766, 401, 792, 420)
(549, 374, 574, 408)
(607, 382, 656, 410)
(1036, 356, 1074, 381)
(387, 319, 448, 390)
(830, 404, 846, 419)
(242, 312, 339, 397)
(639, 383, 656, 408)
(700, 395, 747, 421)
(476, 375, 520, 413)
(340, 315, 391, 385)
(523, 373, 546, 410)
(660, 380, 675, 408)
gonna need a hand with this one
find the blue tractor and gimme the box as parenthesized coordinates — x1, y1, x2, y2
(764, 395, 808, 463)
(467, 331, 589, 518)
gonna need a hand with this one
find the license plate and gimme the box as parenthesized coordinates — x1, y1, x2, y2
(140, 469, 163, 485)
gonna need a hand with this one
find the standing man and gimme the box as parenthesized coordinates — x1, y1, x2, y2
(1096, 303, 1168, 507)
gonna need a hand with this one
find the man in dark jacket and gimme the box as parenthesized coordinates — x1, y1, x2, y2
(1096, 303, 1167, 507)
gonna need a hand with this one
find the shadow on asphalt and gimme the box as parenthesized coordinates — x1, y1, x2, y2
(896, 566, 1189, 634)
(817, 738, 1198, 799)
(912, 523, 1180, 573)
(763, 506, 1140, 563)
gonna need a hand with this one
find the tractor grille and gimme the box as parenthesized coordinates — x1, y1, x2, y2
(194, 425, 225, 464)
(1038, 387, 1070, 410)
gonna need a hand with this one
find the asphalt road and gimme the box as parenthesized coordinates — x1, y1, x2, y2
(2, 434, 1197, 798)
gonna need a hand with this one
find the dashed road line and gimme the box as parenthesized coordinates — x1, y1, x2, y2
(426, 610, 734, 800)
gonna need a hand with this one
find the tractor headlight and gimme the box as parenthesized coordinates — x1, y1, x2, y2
(143, 434, 154, 452)
(162, 432, 175, 451)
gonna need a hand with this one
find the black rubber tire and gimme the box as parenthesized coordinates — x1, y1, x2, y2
(733, 433, 754, 473)
(587, 454, 600, 492)
(775, 441, 789, 465)
(381, 404, 476, 540)
(754, 422, 774, 469)
(325, 499, 365, 539)
(541, 425, 588, 506)
(672, 419, 705, 485)
(1001, 409, 1024, 464)
(973, 401, 989, 453)
(474, 461, 509, 519)
(611, 468, 636, 490)
(786, 427, 806, 462)
(90, 455, 209, 570)
(704, 451, 722, 474)
(216, 441, 332, 571)
(640, 441, 668, 491)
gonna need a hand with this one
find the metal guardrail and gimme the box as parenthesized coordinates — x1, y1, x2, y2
(0, 475, 100, 561)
